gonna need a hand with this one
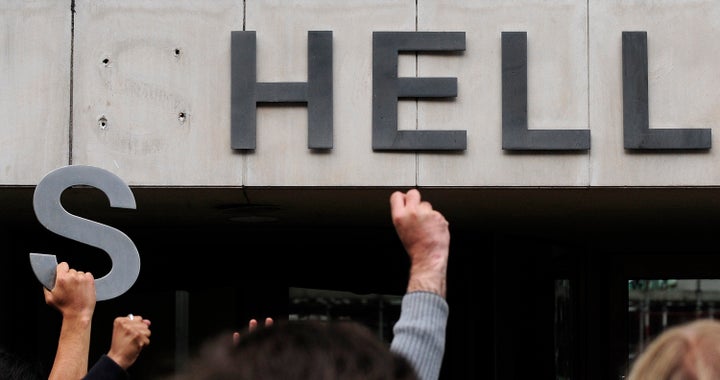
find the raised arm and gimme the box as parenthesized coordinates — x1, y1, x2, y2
(389, 189, 450, 298)
(389, 189, 450, 380)
(44, 262, 97, 380)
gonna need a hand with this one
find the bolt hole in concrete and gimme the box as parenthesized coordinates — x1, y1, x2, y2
(174, 48, 181, 57)
(102, 57, 109, 65)
(98, 116, 108, 130)
(178, 112, 186, 122)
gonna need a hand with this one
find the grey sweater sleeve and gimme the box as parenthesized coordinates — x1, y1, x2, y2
(390, 291, 449, 380)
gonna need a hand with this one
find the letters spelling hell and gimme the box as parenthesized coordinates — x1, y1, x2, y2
(230, 31, 712, 153)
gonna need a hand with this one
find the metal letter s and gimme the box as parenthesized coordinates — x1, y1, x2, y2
(29, 165, 140, 301)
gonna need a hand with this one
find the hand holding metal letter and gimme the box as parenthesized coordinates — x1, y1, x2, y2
(29, 165, 140, 301)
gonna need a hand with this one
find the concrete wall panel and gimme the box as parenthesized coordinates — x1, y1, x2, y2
(0, 1, 71, 185)
(418, 0, 590, 186)
(72, 0, 244, 185)
(590, 0, 720, 186)
(244, 0, 416, 186)
(7, 0, 720, 187)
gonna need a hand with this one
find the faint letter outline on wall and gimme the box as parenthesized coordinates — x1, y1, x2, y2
(29, 165, 140, 301)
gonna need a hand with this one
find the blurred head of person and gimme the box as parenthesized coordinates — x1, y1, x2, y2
(171, 319, 419, 380)
(627, 318, 720, 380)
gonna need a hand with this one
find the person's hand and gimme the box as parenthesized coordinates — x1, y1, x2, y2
(390, 189, 450, 298)
(43, 262, 96, 321)
(233, 317, 274, 345)
(106, 314, 152, 370)
(44, 263, 96, 380)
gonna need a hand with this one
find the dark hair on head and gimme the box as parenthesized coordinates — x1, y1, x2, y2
(171, 319, 419, 380)
(0, 347, 45, 380)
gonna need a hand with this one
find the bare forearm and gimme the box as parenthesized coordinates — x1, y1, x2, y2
(407, 273, 446, 298)
(407, 249, 448, 298)
(49, 316, 92, 380)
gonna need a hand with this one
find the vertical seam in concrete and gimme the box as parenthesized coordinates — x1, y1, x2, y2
(414, 0, 419, 186)
(586, 0, 592, 187)
(68, 0, 76, 165)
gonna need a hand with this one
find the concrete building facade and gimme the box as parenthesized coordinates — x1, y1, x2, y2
(3, 1, 720, 379)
